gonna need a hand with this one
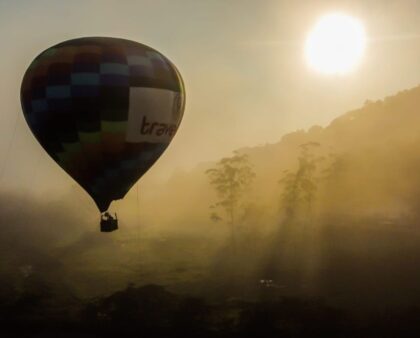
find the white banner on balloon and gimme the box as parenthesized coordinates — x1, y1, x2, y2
(126, 88, 181, 143)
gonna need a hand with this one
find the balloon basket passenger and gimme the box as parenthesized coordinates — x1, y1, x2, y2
(100, 212, 118, 232)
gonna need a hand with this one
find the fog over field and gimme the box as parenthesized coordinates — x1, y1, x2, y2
(1, 1, 420, 337)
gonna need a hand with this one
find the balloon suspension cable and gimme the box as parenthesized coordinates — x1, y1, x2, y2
(0, 112, 20, 182)
(136, 183, 140, 224)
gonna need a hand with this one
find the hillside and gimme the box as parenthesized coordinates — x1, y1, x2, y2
(1, 85, 420, 309)
(139, 85, 420, 230)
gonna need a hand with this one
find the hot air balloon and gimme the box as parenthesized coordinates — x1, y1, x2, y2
(20, 37, 185, 232)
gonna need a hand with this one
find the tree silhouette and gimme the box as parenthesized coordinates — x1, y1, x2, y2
(321, 152, 346, 182)
(206, 151, 256, 247)
(279, 142, 323, 221)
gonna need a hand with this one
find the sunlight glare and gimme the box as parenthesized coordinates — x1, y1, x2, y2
(305, 13, 366, 75)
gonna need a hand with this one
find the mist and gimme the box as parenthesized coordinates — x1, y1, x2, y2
(2, 86, 420, 337)
(1, 1, 420, 337)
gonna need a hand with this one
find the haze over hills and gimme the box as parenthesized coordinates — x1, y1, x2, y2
(1, 84, 420, 310)
(141, 84, 420, 230)
(1, 0, 419, 335)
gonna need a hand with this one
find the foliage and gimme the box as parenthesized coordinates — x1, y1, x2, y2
(4, 282, 420, 338)
(321, 152, 346, 182)
(206, 151, 256, 227)
(279, 142, 323, 220)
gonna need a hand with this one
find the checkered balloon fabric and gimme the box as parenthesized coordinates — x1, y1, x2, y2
(21, 37, 185, 212)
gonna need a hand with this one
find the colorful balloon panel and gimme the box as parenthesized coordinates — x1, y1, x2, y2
(20, 37, 185, 212)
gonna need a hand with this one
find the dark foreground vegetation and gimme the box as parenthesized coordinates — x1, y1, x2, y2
(0, 283, 420, 338)
(2, 86, 420, 337)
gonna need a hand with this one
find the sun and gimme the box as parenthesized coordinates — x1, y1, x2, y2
(304, 13, 366, 75)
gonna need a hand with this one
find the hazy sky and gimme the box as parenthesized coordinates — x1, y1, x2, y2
(0, 0, 419, 194)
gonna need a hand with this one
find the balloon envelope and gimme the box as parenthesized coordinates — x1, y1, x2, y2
(21, 37, 185, 212)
